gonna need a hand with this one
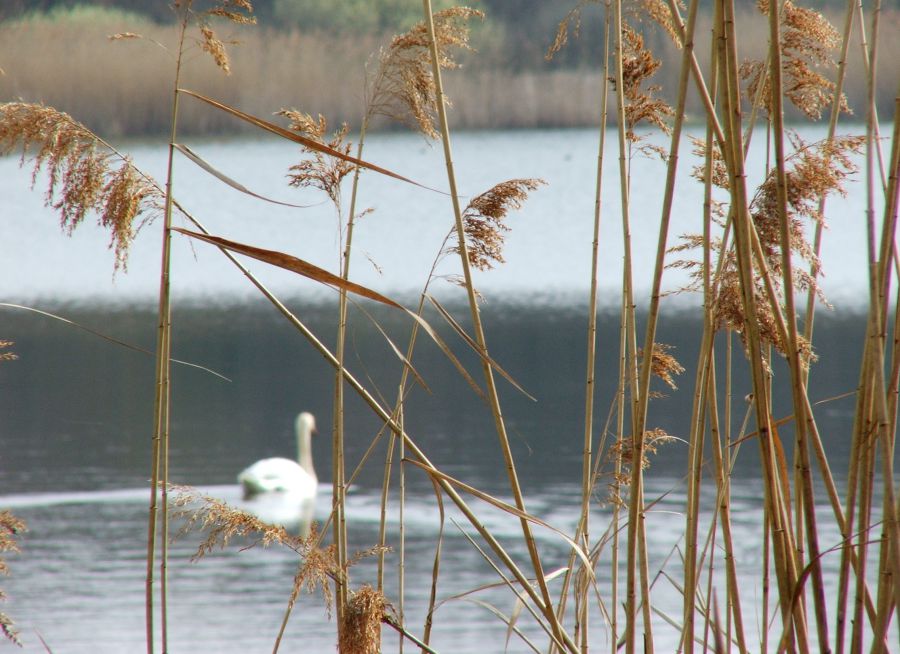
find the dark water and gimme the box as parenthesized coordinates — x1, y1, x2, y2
(0, 297, 875, 652)
(0, 118, 885, 654)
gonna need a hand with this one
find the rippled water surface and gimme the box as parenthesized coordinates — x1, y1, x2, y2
(1, 127, 889, 652)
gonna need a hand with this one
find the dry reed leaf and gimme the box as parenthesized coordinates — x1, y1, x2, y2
(0, 102, 160, 270)
(368, 7, 484, 138)
(179, 89, 435, 191)
(741, 0, 847, 120)
(173, 227, 495, 405)
(449, 178, 545, 271)
(1, 303, 228, 380)
(172, 228, 404, 309)
(0, 511, 25, 646)
(108, 32, 143, 40)
(173, 143, 312, 208)
(426, 294, 535, 401)
(339, 585, 395, 654)
(405, 459, 595, 572)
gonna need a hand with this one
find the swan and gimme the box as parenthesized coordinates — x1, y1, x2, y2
(238, 411, 318, 500)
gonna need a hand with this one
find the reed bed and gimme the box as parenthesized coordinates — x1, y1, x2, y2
(2, 0, 900, 652)
(2, 6, 899, 135)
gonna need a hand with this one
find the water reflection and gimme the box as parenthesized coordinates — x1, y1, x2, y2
(0, 298, 879, 652)
(240, 491, 317, 537)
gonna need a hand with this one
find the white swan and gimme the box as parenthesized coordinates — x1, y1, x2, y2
(238, 412, 318, 500)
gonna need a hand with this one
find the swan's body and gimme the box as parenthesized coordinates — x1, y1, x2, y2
(238, 412, 317, 500)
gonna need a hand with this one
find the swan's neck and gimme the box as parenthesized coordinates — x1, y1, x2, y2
(297, 425, 316, 480)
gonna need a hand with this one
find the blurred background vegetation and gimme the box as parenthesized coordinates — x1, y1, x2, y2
(1, 0, 896, 135)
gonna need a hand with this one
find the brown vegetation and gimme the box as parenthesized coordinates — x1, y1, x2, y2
(3, 0, 900, 652)
(1, 7, 897, 136)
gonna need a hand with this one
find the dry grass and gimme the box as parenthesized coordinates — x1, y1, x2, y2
(338, 585, 394, 654)
(2, 9, 897, 136)
(0, 510, 25, 646)
(0, 102, 161, 269)
(449, 178, 546, 271)
(4, 0, 900, 652)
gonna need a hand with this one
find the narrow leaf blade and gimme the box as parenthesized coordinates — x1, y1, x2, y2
(172, 228, 403, 308)
(178, 89, 441, 192)
(174, 143, 313, 209)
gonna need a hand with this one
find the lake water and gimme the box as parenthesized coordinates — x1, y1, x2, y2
(0, 127, 891, 652)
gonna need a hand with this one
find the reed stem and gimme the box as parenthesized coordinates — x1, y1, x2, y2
(419, 0, 569, 648)
(146, 11, 188, 654)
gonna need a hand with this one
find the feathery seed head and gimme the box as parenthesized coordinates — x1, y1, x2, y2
(742, 0, 846, 120)
(0, 102, 160, 270)
(616, 24, 675, 142)
(0, 342, 17, 363)
(279, 110, 354, 207)
(671, 133, 861, 363)
(450, 178, 545, 271)
(368, 7, 483, 138)
(1, 510, 26, 646)
(339, 585, 395, 654)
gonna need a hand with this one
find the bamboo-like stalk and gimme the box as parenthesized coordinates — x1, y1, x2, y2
(801, 0, 857, 356)
(608, 2, 646, 651)
(178, 209, 580, 652)
(145, 11, 189, 654)
(418, 0, 569, 648)
(764, 0, 830, 645)
(551, 6, 613, 651)
(575, 5, 612, 647)
(716, 0, 809, 648)
(331, 122, 370, 633)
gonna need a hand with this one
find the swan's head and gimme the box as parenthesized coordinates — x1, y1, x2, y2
(296, 411, 317, 438)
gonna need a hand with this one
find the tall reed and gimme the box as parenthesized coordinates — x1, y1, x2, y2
(5, 0, 900, 651)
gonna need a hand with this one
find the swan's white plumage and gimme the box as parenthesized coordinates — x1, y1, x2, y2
(238, 412, 318, 500)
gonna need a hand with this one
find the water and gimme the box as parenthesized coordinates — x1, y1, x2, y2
(0, 128, 890, 652)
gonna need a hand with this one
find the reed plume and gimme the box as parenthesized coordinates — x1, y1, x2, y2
(0, 510, 25, 646)
(546, 0, 597, 60)
(0, 341, 17, 363)
(644, 341, 685, 391)
(339, 585, 395, 654)
(608, 428, 676, 507)
(671, 133, 863, 360)
(191, 0, 256, 75)
(0, 102, 161, 270)
(279, 110, 354, 207)
(618, 23, 674, 143)
(448, 178, 545, 271)
(367, 6, 483, 138)
(171, 487, 340, 613)
(740, 0, 848, 120)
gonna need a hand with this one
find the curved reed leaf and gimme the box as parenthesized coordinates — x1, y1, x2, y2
(173, 144, 315, 208)
(404, 460, 594, 573)
(0, 303, 230, 381)
(177, 89, 442, 192)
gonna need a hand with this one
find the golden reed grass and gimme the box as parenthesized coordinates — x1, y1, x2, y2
(2, 7, 898, 136)
(0, 509, 25, 645)
(4, 0, 900, 652)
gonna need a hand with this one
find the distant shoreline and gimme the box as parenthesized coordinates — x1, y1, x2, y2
(2, 10, 896, 138)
